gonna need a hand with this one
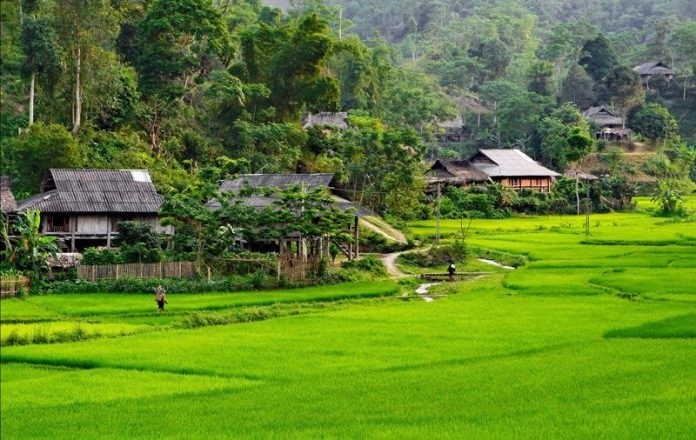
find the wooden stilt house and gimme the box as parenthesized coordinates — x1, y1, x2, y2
(14, 169, 171, 251)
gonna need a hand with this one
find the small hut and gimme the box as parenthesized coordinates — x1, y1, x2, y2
(633, 61, 675, 89)
(583, 106, 631, 141)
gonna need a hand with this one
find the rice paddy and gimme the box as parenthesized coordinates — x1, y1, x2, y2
(1, 200, 694, 438)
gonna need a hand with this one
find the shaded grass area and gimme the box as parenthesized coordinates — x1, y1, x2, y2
(605, 313, 696, 339)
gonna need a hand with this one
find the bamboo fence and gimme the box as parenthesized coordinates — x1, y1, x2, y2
(0, 275, 30, 298)
(77, 261, 195, 281)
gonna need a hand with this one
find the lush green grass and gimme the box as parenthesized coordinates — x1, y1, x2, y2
(1, 209, 695, 438)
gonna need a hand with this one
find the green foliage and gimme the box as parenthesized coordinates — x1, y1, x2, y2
(536, 103, 594, 171)
(628, 103, 679, 141)
(578, 33, 618, 83)
(605, 65, 644, 120)
(399, 241, 468, 268)
(3, 209, 59, 280)
(2, 122, 84, 197)
(340, 256, 387, 276)
(115, 221, 164, 263)
(81, 248, 122, 265)
(651, 179, 689, 217)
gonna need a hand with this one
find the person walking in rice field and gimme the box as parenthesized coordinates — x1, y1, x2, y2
(155, 285, 167, 313)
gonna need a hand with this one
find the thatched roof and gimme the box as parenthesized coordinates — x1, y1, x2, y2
(564, 170, 599, 181)
(1, 175, 17, 213)
(15, 169, 163, 214)
(583, 105, 624, 127)
(633, 61, 674, 76)
(303, 112, 349, 129)
(436, 118, 464, 130)
(426, 160, 489, 185)
(210, 173, 372, 216)
(471, 149, 561, 178)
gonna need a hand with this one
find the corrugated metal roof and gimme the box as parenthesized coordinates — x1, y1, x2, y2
(471, 149, 560, 177)
(15, 169, 163, 213)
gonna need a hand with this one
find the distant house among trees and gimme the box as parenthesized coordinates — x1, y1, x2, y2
(14, 169, 171, 251)
(632, 61, 675, 89)
(427, 149, 560, 193)
(583, 105, 630, 141)
(434, 118, 468, 142)
(302, 112, 349, 130)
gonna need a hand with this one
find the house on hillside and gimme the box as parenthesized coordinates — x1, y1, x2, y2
(302, 112, 349, 130)
(434, 118, 469, 142)
(633, 61, 675, 89)
(209, 173, 369, 260)
(426, 149, 560, 193)
(14, 169, 171, 251)
(469, 149, 560, 192)
(583, 105, 630, 141)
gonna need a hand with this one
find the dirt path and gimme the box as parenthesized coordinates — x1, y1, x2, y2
(381, 251, 409, 278)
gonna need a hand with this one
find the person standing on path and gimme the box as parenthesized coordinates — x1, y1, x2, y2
(447, 260, 456, 281)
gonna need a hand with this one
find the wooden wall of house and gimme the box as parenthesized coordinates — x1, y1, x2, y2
(501, 177, 552, 192)
(76, 215, 110, 234)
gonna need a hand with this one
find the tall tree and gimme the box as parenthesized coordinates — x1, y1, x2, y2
(578, 33, 617, 84)
(53, 0, 120, 134)
(560, 64, 596, 109)
(19, 1, 61, 126)
(605, 65, 644, 128)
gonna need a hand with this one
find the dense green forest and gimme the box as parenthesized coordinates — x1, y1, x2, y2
(1, 0, 695, 219)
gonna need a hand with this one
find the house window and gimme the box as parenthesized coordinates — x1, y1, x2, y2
(509, 178, 521, 187)
(47, 215, 69, 232)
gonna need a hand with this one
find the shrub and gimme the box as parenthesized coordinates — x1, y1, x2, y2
(399, 241, 468, 267)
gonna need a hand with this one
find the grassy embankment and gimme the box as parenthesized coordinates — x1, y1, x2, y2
(1, 197, 694, 438)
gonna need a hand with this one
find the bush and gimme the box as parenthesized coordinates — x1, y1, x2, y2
(40, 276, 261, 294)
(399, 241, 468, 267)
(341, 256, 387, 276)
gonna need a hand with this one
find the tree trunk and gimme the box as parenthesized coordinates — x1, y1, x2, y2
(71, 45, 82, 135)
(28, 71, 35, 126)
(575, 177, 581, 215)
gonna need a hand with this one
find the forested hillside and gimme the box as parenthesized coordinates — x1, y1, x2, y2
(1, 0, 695, 219)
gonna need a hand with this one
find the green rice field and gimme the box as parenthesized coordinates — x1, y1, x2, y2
(1, 201, 695, 438)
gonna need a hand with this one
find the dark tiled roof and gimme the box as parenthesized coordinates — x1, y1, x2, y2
(471, 149, 561, 177)
(1, 175, 17, 213)
(15, 169, 163, 213)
